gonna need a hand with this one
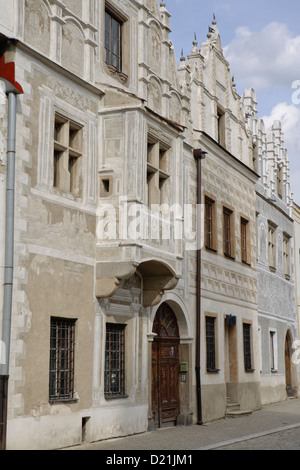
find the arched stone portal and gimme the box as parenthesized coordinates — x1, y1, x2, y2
(151, 303, 180, 428)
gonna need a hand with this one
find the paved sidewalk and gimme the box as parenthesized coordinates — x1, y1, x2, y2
(64, 398, 300, 451)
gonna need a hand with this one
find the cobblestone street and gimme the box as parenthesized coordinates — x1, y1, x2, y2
(216, 426, 300, 450)
(64, 398, 300, 451)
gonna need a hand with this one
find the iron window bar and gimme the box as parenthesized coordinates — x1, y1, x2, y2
(105, 324, 127, 398)
(49, 318, 76, 401)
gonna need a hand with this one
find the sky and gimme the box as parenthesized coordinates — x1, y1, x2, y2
(165, 0, 300, 205)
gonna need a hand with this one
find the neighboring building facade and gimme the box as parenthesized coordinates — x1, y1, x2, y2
(185, 21, 261, 419)
(243, 87, 298, 404)
(0, 0, 298, 450)
(293, 203, 300, 393)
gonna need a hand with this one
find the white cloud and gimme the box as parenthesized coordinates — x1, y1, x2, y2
(224, 22, 300, 90)
(261, 102, 300, 204)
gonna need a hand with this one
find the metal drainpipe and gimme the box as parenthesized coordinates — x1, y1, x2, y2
(193, 148, 207, 426)
(0, 90, 17, 450)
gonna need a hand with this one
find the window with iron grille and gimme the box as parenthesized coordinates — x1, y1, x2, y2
(243, 323, 252, 372)
(49, 318, 76, 401)
(206, 317, 217, 371)
(105, 324, 126, 398)
(105, 10, 122, 72)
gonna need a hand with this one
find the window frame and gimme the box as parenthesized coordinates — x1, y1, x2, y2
(268, 222, 277, 271)
(204, 195, 217, 253)
(283, 234, 290, 279)
(53, 113, 83, 197)
(241, 217, 251, 265)
(243, 322, 254, 372)
(223, 206, 235, 259)
(217, 107, 226, 148)
(269, 329, 278, 373)
(105, 9, 122, 72)
(205, 315, 219, 373)
(277, 165, 283, 199)
(104, 323, 127, 399)
(49, 317, 76, 402)
(147, 137, 170, 207)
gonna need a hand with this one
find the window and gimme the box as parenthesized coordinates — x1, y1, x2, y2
(277, 166, 283, 199)
(217, 108, 226, 147)
(283, 235, 290, 279)
(270, 330, 278, 372)
(243, 323, 253, 372)
(204, 197, 217, 252)
(223, 207, 234, 258)
(49, 318, 76, 401)
(268, 223, 276, 271)
(105, 324, 126, 398)
(53, 114, 82, 197)
(241, 217, 250, 265)
(206, 316, 218, 372)
(147, 138, 170, 206)
(252, 143, 258, 173)
(105, 10, 122, 72)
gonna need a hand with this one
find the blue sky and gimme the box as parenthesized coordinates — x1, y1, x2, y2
(165, 0, 300, 204)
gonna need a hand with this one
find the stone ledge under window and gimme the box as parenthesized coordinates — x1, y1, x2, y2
(106, 65, 128, 84)
(205, 245, 218, 253)
(49, 397, 79, 404)
(242, 260, 251, 267)
(224, 253, 235, 261)
(206, 368, 220, 373)
(105, 394, 129, 400)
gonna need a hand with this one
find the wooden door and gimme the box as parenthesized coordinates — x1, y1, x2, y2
(152, 303, 180, 428)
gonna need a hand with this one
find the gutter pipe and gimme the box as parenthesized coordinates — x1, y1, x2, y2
(193, 148, 207, 426)
(0, 54, 23, 450)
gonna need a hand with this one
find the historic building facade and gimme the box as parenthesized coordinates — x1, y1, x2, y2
(0, 0, 298, 450)
(242, 87, 298, 404)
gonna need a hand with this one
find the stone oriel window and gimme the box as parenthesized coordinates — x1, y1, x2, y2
(49, 317, 76, 401)
(53, 113, 83, 197)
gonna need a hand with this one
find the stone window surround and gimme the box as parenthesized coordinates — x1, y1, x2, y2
(240, 215, 251, 266)
(204, 191, 218, 253)
(104, 1, 130, 84)
(146, 132, 171, 207)
(243, 321, 254, 373)
(283, 233, 291, 280)
(53, 112, 83, 198)
(222, 203, 236, 260)
(205, 313, 220, 373)
(268, 221, 277, 272)
(269, 328, 278, 373)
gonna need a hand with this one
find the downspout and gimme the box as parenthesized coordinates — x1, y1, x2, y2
(193, 148, 207, 426)
(0, 54, 23, 450)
